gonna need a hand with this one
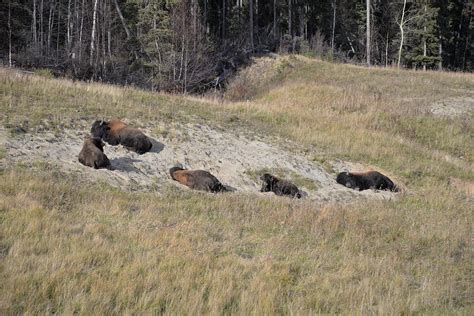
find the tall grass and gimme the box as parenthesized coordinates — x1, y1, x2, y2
(1, 59, 473, 314)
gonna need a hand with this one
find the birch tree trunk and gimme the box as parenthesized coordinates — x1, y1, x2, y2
(423, 2, 427, 71)
(101, 0, 106, 68)
(47, 3, 54, 55)
(56, 3, 61, 61)
(366, 0, 371, 66)
(90, 0, 99, 66)
(40, 0, 44, 55)
(113, 0, 131, 39)
(79, 0, 84, 61)
(8, 0, 12, 67)
(438, 35, 442, 70)
(107, 0, 112, 58)
(33, 0, 37, 49)
(113, 0, 138, 59)
(397, 0, 407, 68)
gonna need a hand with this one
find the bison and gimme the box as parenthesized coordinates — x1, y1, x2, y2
(336, 171, 399, 192)
(260, 173, 302, 198)
(78, 136, 111, 169)
(91, 119, 152, 154)
(169, 167, 228, 193)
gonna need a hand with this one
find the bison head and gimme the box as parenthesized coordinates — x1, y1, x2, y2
(88, 136, 106, 152)
(336, 171, 359, 190)
(260, 173, 277, 192)
(169, 166, 185, 180)
(90, 120, 108, 139)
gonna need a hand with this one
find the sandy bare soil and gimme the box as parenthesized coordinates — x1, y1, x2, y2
(430, 97, 474, 118)
(0, 120, 398, 202)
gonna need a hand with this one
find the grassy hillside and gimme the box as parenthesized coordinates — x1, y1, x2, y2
(1, 58, 473, 314)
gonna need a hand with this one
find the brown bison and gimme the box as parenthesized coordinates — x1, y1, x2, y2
(336, 171, 399, 192)
(91, 119, 152, 154)
(78, 136, 111, 169)
(169, 167, 228, 193)
(260, 173, 302, 198)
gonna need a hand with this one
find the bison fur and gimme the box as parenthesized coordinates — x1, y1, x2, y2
(169, 167, 228, 193)
(336, 171, 399, 192)
(78, 136, 111, 169)
(91, 119, 152, 154)
(260, 173, 302, 198)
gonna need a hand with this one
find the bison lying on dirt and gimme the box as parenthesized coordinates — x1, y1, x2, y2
(78, 136, 111, 169)
(260, 173, 302, 198)
(336, 171, 399, 192)
(169, 167, 228, 193)
(91, 119, 152, 154)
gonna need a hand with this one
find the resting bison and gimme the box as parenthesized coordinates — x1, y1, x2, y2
(169, 167, 228, 193)
(336, 171, 399, 192)
(78, 136, 111, 169)
(91, 119, 152, 154)
(260, 173, 302, 198)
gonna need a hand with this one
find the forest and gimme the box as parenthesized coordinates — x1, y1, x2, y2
(1, 0, 472, 92)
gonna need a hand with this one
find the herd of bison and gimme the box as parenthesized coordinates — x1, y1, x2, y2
(78, 119, 400, 198)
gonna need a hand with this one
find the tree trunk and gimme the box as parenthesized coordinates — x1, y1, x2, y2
(56, 2, 61, 61)
(438, 34, 443, 70)
(366, 0, 371, 66)
(423, 2, 427, 71)
(113, 0, 131, 39)
(191, 0, 197, 50)
(397, 0, 407, 68)
(33, 0, 37, 49)
(90, 0, 99, 66)
(40, 0, 44, 55)
(79, 0, 84, 61)
(249, 0, 254, 51)
(298, 4, 304, 38)
(75, 0, 78, 56)
(8, 0, 12, 67)
(204, 0, 208, 34)
(221, 0, 226, 40)
(107, 0, 112, 58)
(113, 0, 137, 60)
(102, 0, 106, 68)
(462, 10, 472, 70)
(273, 0, 277, 37)
(47, 3, 54, 55)
(331, 0, 336, 53)
(288, 0, 292, 38)
(255, 0, 258, 36)
(67, 0, 72, 52)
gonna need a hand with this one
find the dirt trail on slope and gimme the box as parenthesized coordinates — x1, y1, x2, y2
(0, 120, 397, 202)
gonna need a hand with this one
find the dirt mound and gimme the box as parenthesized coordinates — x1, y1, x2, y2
(1, 121, 398, 202)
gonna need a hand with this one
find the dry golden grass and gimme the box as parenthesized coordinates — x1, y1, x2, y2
(1, 58, 473, 314)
